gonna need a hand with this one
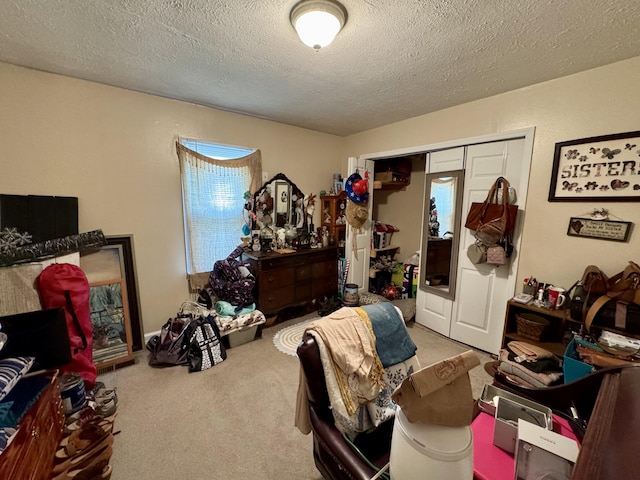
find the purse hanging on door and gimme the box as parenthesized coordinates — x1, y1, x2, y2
(465, 177, 518, 245)
(466, 241, 487, 265)
(486, 245, 507, 266)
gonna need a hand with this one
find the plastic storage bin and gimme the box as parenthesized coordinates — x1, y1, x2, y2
(227, 325, 258, 348)
(563, 338, 595, 383)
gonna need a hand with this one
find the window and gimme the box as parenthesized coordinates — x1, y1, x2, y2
(176, 139, 262, 275)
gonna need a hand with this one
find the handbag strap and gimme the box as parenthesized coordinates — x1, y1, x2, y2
(64, 290, 88, 353)
(584, 294, 613, 332)
(489, 177, 511, 205)
(606, 267, 640, 303)
(478, 177, 510, 219)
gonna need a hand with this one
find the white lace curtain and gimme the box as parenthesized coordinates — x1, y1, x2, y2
(176, 142, 262, 283)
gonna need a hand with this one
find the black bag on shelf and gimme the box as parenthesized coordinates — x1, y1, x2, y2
(570, 296, 640, 335)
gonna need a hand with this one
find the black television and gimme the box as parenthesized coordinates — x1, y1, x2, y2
(0, 308, 72, 371)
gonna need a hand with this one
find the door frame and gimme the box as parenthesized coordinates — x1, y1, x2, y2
(358, 128, 535, 162)
(352, 127, 535, 349)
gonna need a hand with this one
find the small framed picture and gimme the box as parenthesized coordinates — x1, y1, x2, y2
(567, 217, 632, 242)
(334, 180, 343, 194)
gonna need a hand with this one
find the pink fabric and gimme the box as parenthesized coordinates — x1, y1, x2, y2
(471, 412, 579, 480)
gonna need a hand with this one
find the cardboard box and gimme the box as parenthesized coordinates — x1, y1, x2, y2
(374, 171, 395, 182)
(514, 419, 579, 480)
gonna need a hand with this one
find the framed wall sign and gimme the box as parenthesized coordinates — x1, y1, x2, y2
(567, 217, 632, 242)
(549, 130, 640, 202)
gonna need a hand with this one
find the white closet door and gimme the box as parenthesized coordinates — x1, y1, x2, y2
(346, 156, 375, 293)
(415, 147, 465, 335)
(450, 139, 528, 353)
(428, 146, 466, 173)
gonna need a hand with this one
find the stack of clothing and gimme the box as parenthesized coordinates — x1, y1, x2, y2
(295, 302, 418, 439)
(497, 341, 563, 387)
(212, 300, 265, 336)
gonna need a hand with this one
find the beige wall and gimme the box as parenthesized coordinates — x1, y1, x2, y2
(2, 56, 640, 335)
(0, 62, 344, 333)
(345, 56, 640, 294)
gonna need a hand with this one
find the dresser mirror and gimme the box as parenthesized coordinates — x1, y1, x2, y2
(419, 170, 464, 300)
(254, 173, 305, 230)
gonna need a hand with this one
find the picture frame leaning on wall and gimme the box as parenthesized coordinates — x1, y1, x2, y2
(549, 130, 640, 202)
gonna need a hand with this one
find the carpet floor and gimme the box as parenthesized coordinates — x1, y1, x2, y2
(98, 313, 494, 479)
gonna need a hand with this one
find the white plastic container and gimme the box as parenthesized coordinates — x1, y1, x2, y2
(390, 407, 473, 480)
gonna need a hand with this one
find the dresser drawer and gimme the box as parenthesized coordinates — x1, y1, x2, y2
(259, 285, 296, 312)
(312, 259, 338, 279)
(261, 255, 307, 270)
(244, 247, 339, 316)
(259, 267, 295, 289)
(295, 264, 312, 282)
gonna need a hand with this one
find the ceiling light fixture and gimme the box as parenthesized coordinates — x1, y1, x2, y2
(290, 0, 347, 50)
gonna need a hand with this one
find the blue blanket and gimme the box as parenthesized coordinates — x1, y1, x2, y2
(361, 302, 417, 367)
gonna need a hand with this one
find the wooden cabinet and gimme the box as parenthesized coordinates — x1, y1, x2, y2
(320, 193, 347, 257)
(0, 373, 64, 480)
(502, 299, 640, 358)
(242, 246, 339, 316)
(502, 301, 578, 357)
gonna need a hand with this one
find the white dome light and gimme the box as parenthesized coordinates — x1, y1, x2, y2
(290, 0, 347, 50)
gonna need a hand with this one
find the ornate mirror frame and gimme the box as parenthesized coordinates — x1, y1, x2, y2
(253, 173, 305, 230)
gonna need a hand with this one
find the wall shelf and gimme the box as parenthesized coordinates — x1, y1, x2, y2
(370, 245, 399, 257)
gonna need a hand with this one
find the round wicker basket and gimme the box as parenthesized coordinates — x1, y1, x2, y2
(515, 312, 550, 341)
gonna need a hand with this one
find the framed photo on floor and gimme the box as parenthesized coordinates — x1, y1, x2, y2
(89, 279, 134, 369)
(80, 235, 144, 352)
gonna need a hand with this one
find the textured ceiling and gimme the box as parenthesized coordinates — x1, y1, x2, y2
(1, 0, 639, 136)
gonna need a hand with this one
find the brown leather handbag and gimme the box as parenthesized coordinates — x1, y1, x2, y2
(465, 177, 518, 245)
(585, 261, 640, 333)
(581, 265, 609, 297)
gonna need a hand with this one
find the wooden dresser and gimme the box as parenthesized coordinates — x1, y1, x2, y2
(0, 372, 65, 480)
(242, 246, 339, 316)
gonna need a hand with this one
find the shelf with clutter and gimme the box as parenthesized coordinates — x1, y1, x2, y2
(368, 221, 401, 295)
(373, 157, 412, 190)
(320, 191, 347, 257)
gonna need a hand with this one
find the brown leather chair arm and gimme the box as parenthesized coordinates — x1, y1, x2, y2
(309, 406, 390, 480)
